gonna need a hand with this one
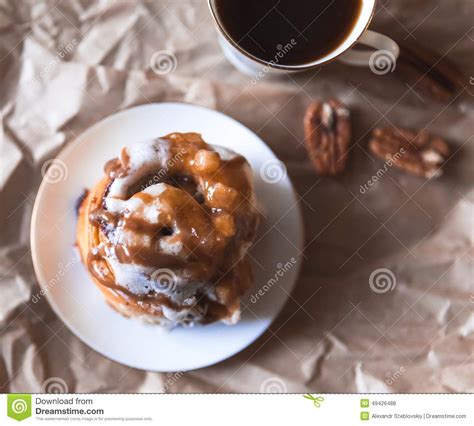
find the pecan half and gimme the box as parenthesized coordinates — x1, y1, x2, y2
(303, 99, 352, 176)
(395, 40, 464, 102)
(368, 127, 450, 178)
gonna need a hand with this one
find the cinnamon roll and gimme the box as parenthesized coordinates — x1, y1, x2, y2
(76, 132, 261, 327)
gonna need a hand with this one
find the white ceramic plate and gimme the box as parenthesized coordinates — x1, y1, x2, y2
(31, 103, 303, 372)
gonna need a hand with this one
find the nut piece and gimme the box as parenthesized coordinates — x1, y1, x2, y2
(206, 182, 238, 209)
(368, 127, 450, 178)
(213, 213, 235, 238)
(194, 149, 221, 173)
(395, 40, 464, 102)
(304, 99, 352, 176)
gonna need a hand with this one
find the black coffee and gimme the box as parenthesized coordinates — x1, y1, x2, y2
(214, 0, 363, 66)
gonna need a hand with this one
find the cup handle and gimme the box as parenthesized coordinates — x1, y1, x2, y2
(337, 30, 399, 67)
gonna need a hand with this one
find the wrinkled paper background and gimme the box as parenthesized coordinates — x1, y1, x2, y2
(0, 0, 473, 393)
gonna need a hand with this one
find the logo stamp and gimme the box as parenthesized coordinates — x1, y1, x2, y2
(7, 394, 32, 421)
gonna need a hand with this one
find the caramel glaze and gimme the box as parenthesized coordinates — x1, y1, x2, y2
(81, 132, 260, 323)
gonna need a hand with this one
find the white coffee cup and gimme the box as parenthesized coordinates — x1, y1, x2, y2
(208, 0, 399, 76)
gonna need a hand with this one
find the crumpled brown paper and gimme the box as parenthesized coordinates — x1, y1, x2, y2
(0, 0, 473, 393)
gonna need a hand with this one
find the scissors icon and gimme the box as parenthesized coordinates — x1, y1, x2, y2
(303, 394, 324, 408)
